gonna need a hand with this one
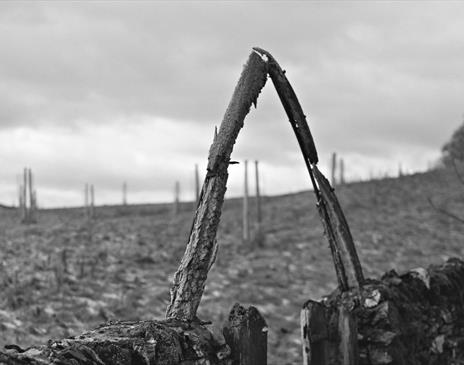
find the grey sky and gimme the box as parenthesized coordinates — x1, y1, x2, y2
(1, 2, 463, 207)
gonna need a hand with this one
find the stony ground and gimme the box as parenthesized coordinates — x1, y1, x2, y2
(0, 167, 463, 364)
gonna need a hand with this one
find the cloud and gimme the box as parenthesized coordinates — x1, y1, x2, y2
(0, 2, 464, 206)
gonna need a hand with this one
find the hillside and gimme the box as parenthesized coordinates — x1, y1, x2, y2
(0, 167, 463, 364)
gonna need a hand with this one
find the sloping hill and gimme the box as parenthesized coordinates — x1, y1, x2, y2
(0, 167, 463, 364)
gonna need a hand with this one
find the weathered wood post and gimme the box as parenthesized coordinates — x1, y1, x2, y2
(17, 174, 25, 219)
(339, 157, 345, 185)
(122, 182, 127, 206)
(84, 183, 89, 218)
(174, 181, 180, 215)
(22, 168, 28, 222)
(243, 160, 250, 243)
(195, 164, 200, 205)
(90, 184, 95, 219)
(223, 303, 267, 365)
(28, 168, 36, 222)
(254, 160, 263, 246)
(338, 304, 359, 365)
(331, 152, 337, 187)
(301, 300, 329, 365)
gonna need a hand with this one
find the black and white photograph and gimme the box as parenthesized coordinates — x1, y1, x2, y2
(1, 1, 464, 364)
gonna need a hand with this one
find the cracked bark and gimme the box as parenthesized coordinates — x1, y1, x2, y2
(165, 50, 268, 321)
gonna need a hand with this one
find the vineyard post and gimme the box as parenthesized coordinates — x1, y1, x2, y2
(22, 168, 28, 222)
(90, 184, 95, 219)
(195, 164, 200, 205)
(122, 182, 127, 206)
(243, 160, 250, 243)
(339, 158, 345, 185)
(331, 152, 337, 187)
(174, 181, 180, 216)
(28, 168, 36, 222)
(84, 183, 89, 218)
(255, 160, 263, 246)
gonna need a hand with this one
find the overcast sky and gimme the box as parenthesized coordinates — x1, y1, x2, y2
(1, 1, 463, 207)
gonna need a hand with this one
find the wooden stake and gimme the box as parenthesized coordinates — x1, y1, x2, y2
(243, 160, 250, 243)
(90, 184, 95, 219)
(301, 300, 329, 365)
(331, 152, 337, 187)
(122, 182, 127, 206)
(339, 158, 345, 185)
(166, 50, 268, 321)
(174, 181, 180, 215)
(255, 160, 263, 246)
(223, 303, 267, 365)
(22, 168, 28, 222)
(28, 168, 35, 222)
(194, 164, 200, 205)
(84, 183, 89, 218)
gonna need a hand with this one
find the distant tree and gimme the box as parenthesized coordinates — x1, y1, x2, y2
(442, 118, 464, 165)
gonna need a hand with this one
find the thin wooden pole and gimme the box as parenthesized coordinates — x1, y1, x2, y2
(90, 184, 95, 219)
(255, 160, 263, 246)
(28, 168, 35, 221)
(243, 160, 250, 243)
(84, 183, 89, 218)
(194, 164, 200, 205)
(339, 158, 345, 185)
(122, 182, 127, 206)
(174, 181, 180, 215)
(331, 152, 337, 187)
(22, 168, 28, 222)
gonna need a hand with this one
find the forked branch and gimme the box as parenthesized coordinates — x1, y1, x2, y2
(167, 47, 365, 322)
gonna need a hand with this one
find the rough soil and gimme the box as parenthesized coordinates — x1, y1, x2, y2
(0, 167, 463, 365)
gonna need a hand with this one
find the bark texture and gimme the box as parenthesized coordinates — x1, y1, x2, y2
(223, 304, 267, 365)
(317, 258, 464, 364)
(0, 319, 228, 365)
(313, 166, 364, 291)
(166, 51, 268, 321)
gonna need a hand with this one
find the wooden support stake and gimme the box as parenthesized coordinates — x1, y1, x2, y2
(223, 303, 267, 365)
(28, 168, 36, 222)
(195, 164, 200, 205)
(174, 181, 180, 215)
(166, 50, 268, 321)
(254, 160, 263, 246)
(301, 300, 329, 365)
(90, 184, 95, 219)
(84, 183, 89, 218)
(338, 304, 359, 365)
(122, 182, 127, 206)
(22, 168, 28, 222)
(331, 152, 337, 187)
(339, 158, 345, 185)
(243, 160, 250, 242)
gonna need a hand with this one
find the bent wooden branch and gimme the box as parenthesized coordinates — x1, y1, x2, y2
(254, 47, 364, 290)
(166, 51, 268, 320)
